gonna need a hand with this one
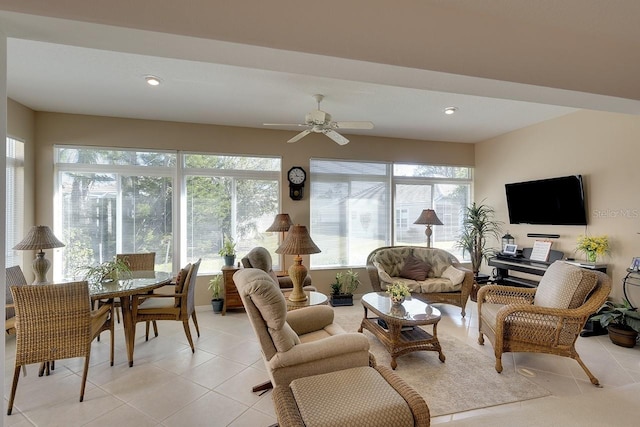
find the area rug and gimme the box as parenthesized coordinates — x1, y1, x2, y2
(334, 310, 551, 417)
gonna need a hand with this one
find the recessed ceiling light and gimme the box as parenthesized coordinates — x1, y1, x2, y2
(144, 75, 162, 86)
(444, 107, 458, 115)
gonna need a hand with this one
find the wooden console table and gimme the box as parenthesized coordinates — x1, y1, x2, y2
(221, 266, 244, 315)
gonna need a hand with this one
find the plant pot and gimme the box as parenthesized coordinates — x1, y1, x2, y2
(223, 255, 236, 267)
(211, 298, 224, 313)
(330, 293, 353, 307)
(607, 324, 638, 348)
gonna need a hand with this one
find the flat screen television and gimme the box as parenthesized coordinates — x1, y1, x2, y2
(505, 175, 587, 225)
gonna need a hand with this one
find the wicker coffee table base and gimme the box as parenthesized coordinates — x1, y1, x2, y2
(359, 315, 445, 369)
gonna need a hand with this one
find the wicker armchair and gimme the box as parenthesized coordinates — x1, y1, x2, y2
(5, 266, 28, 335)
(130, 259, 201, 353)
(7, 281, 114, 415)
(477, 262, 611, 386)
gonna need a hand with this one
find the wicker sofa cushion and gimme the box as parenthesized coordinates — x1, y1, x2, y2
(290, 366, 414, 427)
(399, 254, 431, 281)
(534, 262, 598, 309)
(372, 247, 413, 277)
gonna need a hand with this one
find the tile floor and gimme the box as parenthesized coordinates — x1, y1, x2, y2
(3, 298, 640, 426)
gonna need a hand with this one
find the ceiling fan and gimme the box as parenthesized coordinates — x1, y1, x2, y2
(263, 94, 374, 145)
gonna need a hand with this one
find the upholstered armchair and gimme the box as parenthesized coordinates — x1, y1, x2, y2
(234, 268, 370, 388)
(478, 261, 611, 386)
(241, 246, 314, 291)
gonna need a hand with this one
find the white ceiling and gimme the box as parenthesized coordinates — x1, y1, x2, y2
(1, 2, 639, 144)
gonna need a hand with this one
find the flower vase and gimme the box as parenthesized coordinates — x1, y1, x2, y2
(391, 296, 405, 305)
(389, 300, 406, 318)
(586, 250, 597, 263)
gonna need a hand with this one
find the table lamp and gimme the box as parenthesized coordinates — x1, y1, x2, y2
(276, 224, 321, 302)
(266, 213, 293, 273)
(413, 209, 443, 248)
(13, 225, 65, 284)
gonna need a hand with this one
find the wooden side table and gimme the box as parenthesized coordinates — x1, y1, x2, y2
(221, 266, 244, 315)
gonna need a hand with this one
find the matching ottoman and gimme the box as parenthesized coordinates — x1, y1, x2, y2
(272, 365, 430, 427)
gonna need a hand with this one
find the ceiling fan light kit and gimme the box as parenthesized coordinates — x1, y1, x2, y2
(264, 94, 374, 145)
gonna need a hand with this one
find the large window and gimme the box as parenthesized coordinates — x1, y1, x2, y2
(6, 137, 24, 268)
(393, 164, 472, 256)
(310, 160, 472, 268)
(54, 147, 281, 279)
(310, 160, 391, 267)
(183, 154, 281, 273)
(55, 148, 175, 279)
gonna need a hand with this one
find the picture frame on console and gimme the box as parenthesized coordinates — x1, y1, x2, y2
(630, 257, 640, 271)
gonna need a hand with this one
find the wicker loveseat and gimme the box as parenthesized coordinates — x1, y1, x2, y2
(366, 246, 474, 317)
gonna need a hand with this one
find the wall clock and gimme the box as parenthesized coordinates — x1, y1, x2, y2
(287, 166, 306, 200)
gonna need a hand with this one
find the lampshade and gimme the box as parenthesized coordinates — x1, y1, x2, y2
(14, 225, 65, 251)
(265, 213, 293, 232)
(276, 225, 321, 256)
(413, 209, 443, 226)
(14, 225, 65, 285)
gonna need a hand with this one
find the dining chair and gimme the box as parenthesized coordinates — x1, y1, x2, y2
(116, 252, 156, 271)
(7, 281, 114, 415)
(5, 265, 28, 336)
(131, 259, 201, 352)
(110, 252, 157, 323)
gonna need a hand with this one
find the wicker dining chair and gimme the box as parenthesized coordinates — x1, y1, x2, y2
(477, 262, 612, 386)
(109, 252, 157, 323)
(131, 259, 201, 353)
(5, 266, 28, 335)
(7, 281, 114, 415)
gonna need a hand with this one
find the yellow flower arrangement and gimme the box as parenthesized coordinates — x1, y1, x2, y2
(386, 281, 411, 303)
(576, 235, 610, 262)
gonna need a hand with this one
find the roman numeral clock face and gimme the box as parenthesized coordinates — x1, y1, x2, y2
(287, 167, 306, 200)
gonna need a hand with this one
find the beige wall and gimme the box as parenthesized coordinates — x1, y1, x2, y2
(475, 110, 640, 303)
(7, 99, 36, 276)
(28, 110, 474, 304)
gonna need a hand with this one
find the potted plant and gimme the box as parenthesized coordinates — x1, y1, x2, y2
(576, 235, 610, 263)
(329, 269, 360, 307)
(218, 234, 237, 267)
(76, 258, 132, 283)
(386, 281, 411, 304)
(456, 201, 502, 278)
(209, 275, 224, 313)
(590, 299, 640, 348)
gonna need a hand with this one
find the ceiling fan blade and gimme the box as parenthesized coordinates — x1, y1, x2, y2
(264, 123, 308, 127)
(332, 121, 374, 130)
(287, 130, 311, 143)
(324, 130, 350, 145)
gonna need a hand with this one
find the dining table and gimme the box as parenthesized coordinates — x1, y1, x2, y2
(89, 270, 173, 367)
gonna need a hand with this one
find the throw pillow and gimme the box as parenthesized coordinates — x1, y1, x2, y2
(399, 255, 431, 281)
(373, 261, 394, 283)
(534, 261, 598, 309)
(174, 263, 191, 307)
(441, 265, 466, 286)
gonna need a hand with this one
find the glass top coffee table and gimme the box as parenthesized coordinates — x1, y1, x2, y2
(359, 292, 445, 369)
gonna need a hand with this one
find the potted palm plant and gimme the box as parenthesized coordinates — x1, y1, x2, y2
(456, 201, 502, 278)
(76, 258, 132, 283)
(218, 234, 237, 267)
(590, 299, 640, 347)
(209, 275, 224, 313)
(329, 269, 360, 307)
